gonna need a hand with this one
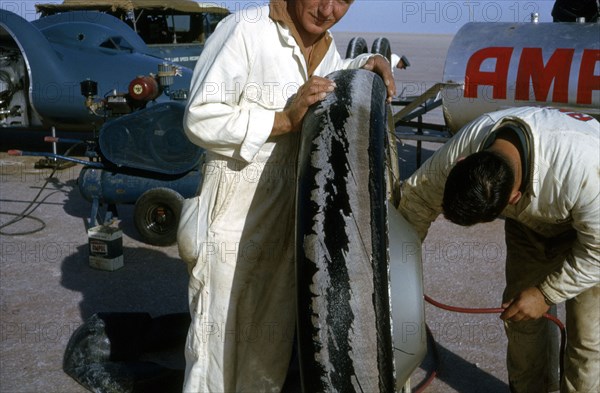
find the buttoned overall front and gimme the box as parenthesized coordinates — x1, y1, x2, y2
(181, 4, 373, 392)
(399, 107, 600, 392)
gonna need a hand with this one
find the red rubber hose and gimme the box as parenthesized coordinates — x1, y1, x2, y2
(414, 294, 566, 393)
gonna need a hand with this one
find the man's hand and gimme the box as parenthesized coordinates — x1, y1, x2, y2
(362, 55, 396, 103)
(500, 286, 551, 322)
(272, 76, 335, 136)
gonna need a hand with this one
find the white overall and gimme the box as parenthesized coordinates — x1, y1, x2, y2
(181, 5, 373, 392)
(399, 107, 600, 392)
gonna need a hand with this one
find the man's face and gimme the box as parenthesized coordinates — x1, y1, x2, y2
(288, 0, 353, 41)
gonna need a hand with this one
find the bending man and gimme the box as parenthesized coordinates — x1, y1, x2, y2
(399, 106, 599, 393)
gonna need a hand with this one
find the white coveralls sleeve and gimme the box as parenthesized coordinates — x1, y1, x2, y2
(397, 159, 446, 241)
(183, 17, 274, 163)
(510, 108, 600, 304)
(539, 181, 600, 304)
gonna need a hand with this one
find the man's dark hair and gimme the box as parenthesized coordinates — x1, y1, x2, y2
(442, 151, 514, 226)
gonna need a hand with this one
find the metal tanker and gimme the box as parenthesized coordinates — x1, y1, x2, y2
(442, 20, 600, 133)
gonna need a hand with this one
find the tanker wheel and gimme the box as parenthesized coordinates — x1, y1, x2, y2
(371, 37, 392, 63)
(134, 187, 183, 246)
(345, 36, 368, 58)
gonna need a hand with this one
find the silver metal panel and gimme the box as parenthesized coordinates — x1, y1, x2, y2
(442, 22, 600, 132)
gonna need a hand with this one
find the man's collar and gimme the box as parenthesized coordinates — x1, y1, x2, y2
(269, 0, 332, 77)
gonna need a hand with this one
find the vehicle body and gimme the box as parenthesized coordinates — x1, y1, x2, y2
(392, 18, 599, 170)
(442, 20, 600, 132)
(75, 102, 204, 246)
(0, 8, 194, 131)
(1, 8, 203, 245)
(35, 0, 230, 70)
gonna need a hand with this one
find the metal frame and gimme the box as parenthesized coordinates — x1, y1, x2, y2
(391, 83, 460, 167)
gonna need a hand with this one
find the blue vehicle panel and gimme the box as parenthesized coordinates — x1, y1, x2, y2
(0, 9, 193, 131)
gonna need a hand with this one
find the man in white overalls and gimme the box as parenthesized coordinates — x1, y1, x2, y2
(181, 1, 396, 391)
(399, 106, 599, 393)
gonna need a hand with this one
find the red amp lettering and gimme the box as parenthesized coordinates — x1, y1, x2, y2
(465, 47, 600, 105)
(515, 48, 574, 103)
(578, 49, 600, 105)
(464, 47, 513, 99)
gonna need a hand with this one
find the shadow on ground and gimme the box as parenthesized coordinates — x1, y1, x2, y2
(416, 339, 509, 392)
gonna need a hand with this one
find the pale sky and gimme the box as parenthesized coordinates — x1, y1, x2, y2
(13, 0, 557, 34)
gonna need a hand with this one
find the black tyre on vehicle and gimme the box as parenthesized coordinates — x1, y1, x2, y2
(134, 187, 183, 246)
(345, 36, 368, 58)
(371, 37, 392, 62)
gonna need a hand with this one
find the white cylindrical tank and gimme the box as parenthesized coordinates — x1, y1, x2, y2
(442, 21, 600, 132)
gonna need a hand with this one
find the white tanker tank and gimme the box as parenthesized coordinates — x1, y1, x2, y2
(442, 20, 600, 133)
